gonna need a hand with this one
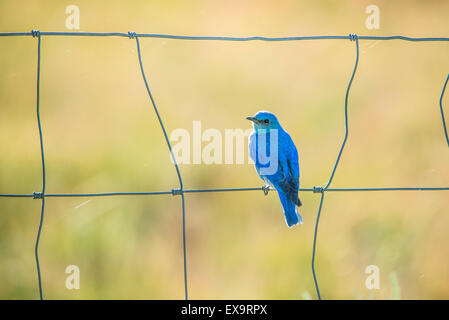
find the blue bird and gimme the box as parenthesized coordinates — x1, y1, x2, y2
(247, 111, 303, 227)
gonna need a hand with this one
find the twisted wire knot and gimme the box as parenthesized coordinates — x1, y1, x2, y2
(348, 33, 358, 41)
(171, 188, 183, 196)
(128, 31, 137, 39)
(31, 30, 40, 38)
(33, 192, 43, 199)
(262, 185, 270, 196)
(313, 186, 324, 194)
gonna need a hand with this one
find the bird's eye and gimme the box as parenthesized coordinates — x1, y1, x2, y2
(264, 119, 269, 124)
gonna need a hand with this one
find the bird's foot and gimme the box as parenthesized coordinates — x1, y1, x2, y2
(262, 185, 271, 196)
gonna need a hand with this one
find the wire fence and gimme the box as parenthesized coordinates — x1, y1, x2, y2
(0, 30, 448, 300)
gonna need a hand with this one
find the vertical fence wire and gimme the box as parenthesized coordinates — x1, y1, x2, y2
(311, 34, 360, 300)
(440, 73, 449, 147)
(32, 30, 45, 301)
(132, 33, 188, 300)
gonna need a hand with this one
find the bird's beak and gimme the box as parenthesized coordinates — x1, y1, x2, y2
(246, 116, 258, 122)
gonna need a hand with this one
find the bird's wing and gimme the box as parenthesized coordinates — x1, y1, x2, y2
(285, 136, 300, 189)
(277, 157, 298, 197)
(277, 132, 301, 205)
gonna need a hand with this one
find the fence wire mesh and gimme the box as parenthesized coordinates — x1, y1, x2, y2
(0, 30, 448, 300)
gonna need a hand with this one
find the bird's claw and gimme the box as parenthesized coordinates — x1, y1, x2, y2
(262, 185, 270, 196)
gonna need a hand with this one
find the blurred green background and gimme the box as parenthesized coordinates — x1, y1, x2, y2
(0, 0, 448, 299)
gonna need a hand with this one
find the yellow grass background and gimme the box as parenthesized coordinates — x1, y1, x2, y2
(0, 0, 448, 299)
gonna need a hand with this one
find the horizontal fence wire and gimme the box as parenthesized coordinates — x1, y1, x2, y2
(1, 31, 449, 42)
(2, 186, 449, 199)
(0, 30, 448, 300)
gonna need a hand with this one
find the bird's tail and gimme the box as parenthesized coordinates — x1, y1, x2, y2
(278, 191, 303, 227)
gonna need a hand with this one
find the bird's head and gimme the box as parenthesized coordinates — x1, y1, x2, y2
(246, 111, 281, 131)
